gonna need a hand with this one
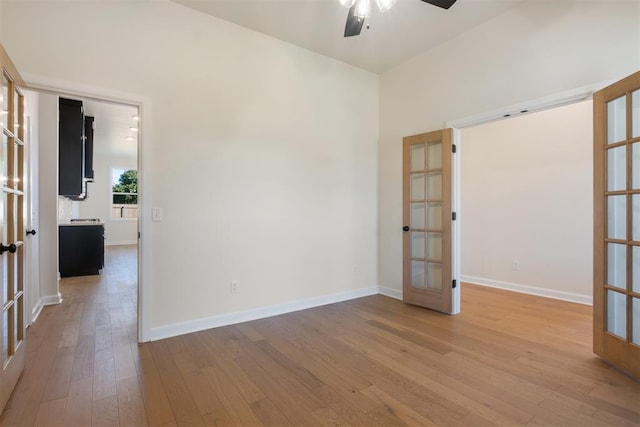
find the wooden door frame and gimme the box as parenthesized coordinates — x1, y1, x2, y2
(22, 79, 152, 342)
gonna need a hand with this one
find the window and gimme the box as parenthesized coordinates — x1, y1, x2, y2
(111, 168, 138, 219)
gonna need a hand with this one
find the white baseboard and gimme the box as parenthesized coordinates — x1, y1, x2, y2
(378, 286, 402, 300)
(105, 241, 137, 246)
(29, 302, 44, 325)
(462, 275, 592, 306)
(149, 287, 380, 341)
(41, 293, 63, 306)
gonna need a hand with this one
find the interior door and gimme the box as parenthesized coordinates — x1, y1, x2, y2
(403, 129, 455, 313)
(593, 70, 640, 379)
(0, 45, 27, 412)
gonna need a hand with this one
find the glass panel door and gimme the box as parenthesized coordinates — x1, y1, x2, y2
(0, 50, 27, 412)
(403, 129, 454, 313)
(593, 70, 640, 379)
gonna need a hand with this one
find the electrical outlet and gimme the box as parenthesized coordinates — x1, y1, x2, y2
(512, 261, 520, 271)
(353, 265, 358, 274)
(230, 280, 239, 293)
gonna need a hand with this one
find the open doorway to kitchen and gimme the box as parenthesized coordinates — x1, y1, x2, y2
(24, 88, 141, 341)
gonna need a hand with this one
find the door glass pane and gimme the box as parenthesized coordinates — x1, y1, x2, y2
(12, 89, 19, 136)
(634, 246, 640, 293)
(2, 308, 8, 363)
(426, 262, 442, 290)
(14, 294, 21, 345)
(410, 144, 425, 171)
(12, 141, 19, 190)
(633, 195, 640, 241)
(13, 299, 17, 349)
(410, 173, 425, 201)
(13, 250, 18, 296)
(632, 89, 639, 138)
(607, 195, 626, 240)
(607, 290, 626, 339)
(0, 74, 7, 130)
(410, 260, 425, 289)
(633, 297, 640, 345)
(633, 143, 640, 190)
(1, 133, 6, 187)
(607, 243, 626, 289)
(410, 203, 425, 229)
(607, 95, 626, 144)
(426, 232, 442, 261)
(607, 146, 626, 191)
(426, 202, 442, 230)
(2, 192, 7, 304)
(411, 232, 425, 259)
(426, 171, 442, 200)
(16, 295, 22, 342)
(426, 141, 442, 169)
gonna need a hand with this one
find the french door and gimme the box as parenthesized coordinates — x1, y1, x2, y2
(402, 129, 456, 313)
(0, 45, 27, 412)
(593, 70, 640, 379)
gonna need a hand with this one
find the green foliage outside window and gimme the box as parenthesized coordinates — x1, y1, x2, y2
(112, 169, 138, 204)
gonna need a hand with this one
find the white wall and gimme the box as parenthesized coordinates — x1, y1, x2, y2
(1, 0, 379, 334)
(460, 100, 592, 302)
(79, 155, 138, 246)
(379, 0, 640, 296)
(37, 93, 61, 305)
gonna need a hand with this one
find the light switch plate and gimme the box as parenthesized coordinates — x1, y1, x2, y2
(152, 207, 163, 222)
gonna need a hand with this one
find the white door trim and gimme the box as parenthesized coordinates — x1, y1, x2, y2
(445, 81, 610, 130)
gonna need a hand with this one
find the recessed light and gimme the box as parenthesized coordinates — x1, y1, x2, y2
(132, 115, 139, 121)
(129, 126, 139, 132)
(125, 136, 135, 141)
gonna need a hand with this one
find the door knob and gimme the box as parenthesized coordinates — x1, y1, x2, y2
(0, 243, 16, 254)
(26, 229, 36, 236)
(402, 226, 410, 232)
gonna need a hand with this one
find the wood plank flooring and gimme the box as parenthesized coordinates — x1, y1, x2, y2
(1, 245, 638, 426)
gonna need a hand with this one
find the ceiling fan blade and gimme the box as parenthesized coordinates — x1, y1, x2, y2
(420, 0, 457, 9)
(344, 5, 364, 37)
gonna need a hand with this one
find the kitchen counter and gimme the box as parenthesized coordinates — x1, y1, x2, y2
(59, 221, 105, 226)
(59, 218, 105, 227)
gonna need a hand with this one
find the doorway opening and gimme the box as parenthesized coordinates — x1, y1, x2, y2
(455, 99, 593, 305)
(24, 88, 142, 339)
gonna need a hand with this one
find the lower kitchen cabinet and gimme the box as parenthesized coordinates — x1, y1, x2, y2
(59, 224, 105, 278)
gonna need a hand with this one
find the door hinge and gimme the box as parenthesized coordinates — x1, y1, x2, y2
(138, 232, 141, 239)
(452, 279, 457, 289)
(452, 212, 457, 221)
(452, 144, 457, 153)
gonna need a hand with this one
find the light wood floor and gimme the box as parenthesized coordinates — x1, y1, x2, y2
(1, 245, 639, 426)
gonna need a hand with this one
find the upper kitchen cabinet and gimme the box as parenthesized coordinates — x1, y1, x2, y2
(59, 97, 85, 198)
(84, 116, 95, 181)
(59, 99, 95, 199)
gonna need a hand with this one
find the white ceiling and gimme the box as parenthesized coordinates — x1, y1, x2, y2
(82, 99, 138, 159)
(172, 0, 525, 73)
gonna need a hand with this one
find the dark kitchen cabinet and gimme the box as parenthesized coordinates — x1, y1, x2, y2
(59, 224, 104, 277)
(58, 98, 85, 198)
(84, 116, 94, 181)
